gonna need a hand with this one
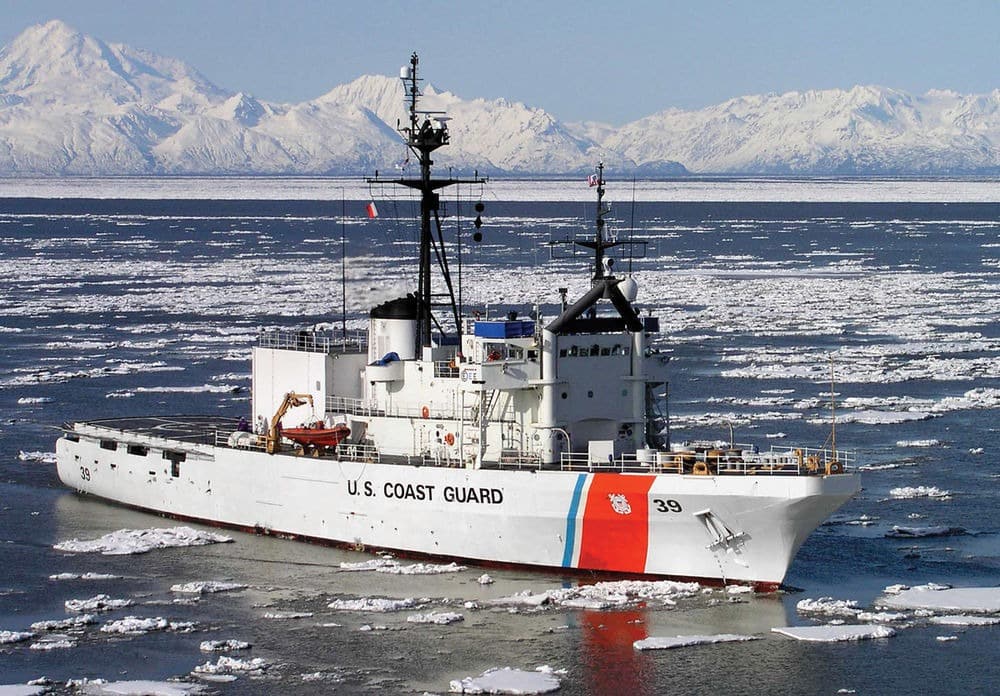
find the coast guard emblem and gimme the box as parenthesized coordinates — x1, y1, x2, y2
(608, 493, 632, 515)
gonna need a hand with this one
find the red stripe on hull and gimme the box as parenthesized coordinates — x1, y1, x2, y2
(578, 474, 656, 573)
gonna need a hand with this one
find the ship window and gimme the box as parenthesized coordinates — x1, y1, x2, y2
(162, 451, 186, 464)
(127, 444, 148, 457)
(612, 344, 623, 355)
(170, 461, 181, 478)
(568, 346, 578, 357)
(100, 439, 118, 451)
(601, 347, 611, 356)
(559, 349, 567, 357)
(66, 433, 79, 443)
(590, 345, 600, 356)
(622, 347, 630, 356)
(527, 350, 537, 361)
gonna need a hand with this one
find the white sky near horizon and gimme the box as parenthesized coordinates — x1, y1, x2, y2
(1, 0, 998, 125)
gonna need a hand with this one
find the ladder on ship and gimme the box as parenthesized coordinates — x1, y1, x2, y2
(460, 389, 499, 468)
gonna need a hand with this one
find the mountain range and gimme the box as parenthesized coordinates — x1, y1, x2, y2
(1, 20, 998, 176)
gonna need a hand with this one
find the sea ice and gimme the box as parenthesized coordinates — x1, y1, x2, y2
(339, 559, 465, 574)
(260, 611, 313, 619)
(796, 597, 861, 618)
(885, 525, 965, 538)
(65, 595, 132, 613)
(406, 611, 464, 625)
(896, 439, 941, 447)
(100, 616, 169, 634)
(200, 639, 251, 652)
(449, 667, 560, 694)
(327, 597, 418, 612)
(879, 586, 1000, 613)
(170, 581, 247, 594)
(771, 625, 896, 642)
(79, 681, 205, 695)
(0, 630, 34, 644)
(193, 656, 268, 676)
(929, 615, 1000, 626)
(634, 634, 759, 650)
(54, 527, 232, 555)
(477, 574, 494, 585)
(31, 615, 97, 631)
(29, 638, 77, 650)
(0, 686, 46, 696)
(888, 486, 951, 499)
(16, 450, 56, 463)
(49, 572, 120, 581)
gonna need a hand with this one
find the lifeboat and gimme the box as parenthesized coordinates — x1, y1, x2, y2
(282, 424, 351, 449)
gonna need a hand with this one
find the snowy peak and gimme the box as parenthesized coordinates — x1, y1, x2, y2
(0, 19, 228, 111)
(0, 20, 997, 175)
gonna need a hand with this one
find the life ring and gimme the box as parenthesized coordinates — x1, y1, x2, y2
(421, 405, 430, 419)
(805, 455, 820, 472)
(692, 461, 710, 476)
(444, 432, 455, 446)
(826, 460, 844, 475)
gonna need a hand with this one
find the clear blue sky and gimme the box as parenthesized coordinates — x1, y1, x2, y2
(3, 0, 998, 125)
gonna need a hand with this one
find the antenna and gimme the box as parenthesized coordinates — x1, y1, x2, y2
(366, 53, 488, 355)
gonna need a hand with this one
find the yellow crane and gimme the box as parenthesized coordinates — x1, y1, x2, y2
(265, 392, 314, 454)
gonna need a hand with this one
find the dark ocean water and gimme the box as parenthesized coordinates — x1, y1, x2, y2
(1, 192, 998, 694)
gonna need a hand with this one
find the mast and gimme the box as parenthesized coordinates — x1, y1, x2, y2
(576, 162, 618, 283)
(366, 53, 487, 354)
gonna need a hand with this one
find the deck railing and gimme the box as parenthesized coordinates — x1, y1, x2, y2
(559, 445, 854, 475)
(257, 328, 367, 355)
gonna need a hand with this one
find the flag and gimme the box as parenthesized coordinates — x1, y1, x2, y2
(587, 174, 599, 187)
(366, 201, 379, 219)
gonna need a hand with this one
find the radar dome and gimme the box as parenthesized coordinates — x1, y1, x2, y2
(620, 276, 639, 302)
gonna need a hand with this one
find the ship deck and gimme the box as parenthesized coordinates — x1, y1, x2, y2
(71, 415, 240, 446)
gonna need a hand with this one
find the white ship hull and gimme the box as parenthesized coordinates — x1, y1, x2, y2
(57, 422, 859, 588)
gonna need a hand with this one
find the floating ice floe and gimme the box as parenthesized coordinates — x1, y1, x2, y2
(193, 656, 268, 679)
(879, 585, 1000, 613)
(929, 615, 1000, 626)
(17, 450, 56, 463)
(888, 486, 951, 500)
(78, 680, 205, 695)
(16, 396, 53, 404)
(0, 685, 46, 696)
(170, 581, 247, 594)
(407, 611, 464, 625)
(54, 526, 232, 555)
(200, 639, 251, 652)
(896, 439, 941, 448)
(0, 630, 34, 644)
(936, 635, 958, 642)
(885, 525, 966, 538)
(65, 594, 132, 613)
(339, 559, 465, 574)
(261, 611, 313, 619)
(449, 667, 560, 694)
(634, 633, 759, 650)
(31, 615, 97, 631)
(29, 638, 77, 650)
(477, 574, 494, 585)
(796, 597, 861, 618)
(771, 625, 896, 642)
(100, 616, 169, 634)
(327, 597, 419, 612)
(489, 579, 700, 611)
(49, 572, 121, 581)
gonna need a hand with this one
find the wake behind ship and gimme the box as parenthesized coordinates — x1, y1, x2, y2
(56, 54, 860, 589)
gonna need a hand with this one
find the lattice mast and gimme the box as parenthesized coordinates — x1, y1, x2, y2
(575, 162, 619, 283)
(367, 53, 487, 353)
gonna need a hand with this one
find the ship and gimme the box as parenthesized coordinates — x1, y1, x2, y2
(55, 54, 860, 590)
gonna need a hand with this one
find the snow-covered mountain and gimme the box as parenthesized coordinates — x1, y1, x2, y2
(1, 20, 997, 176)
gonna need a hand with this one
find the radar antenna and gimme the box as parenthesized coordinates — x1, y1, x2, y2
(366, 53, 488, 353)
